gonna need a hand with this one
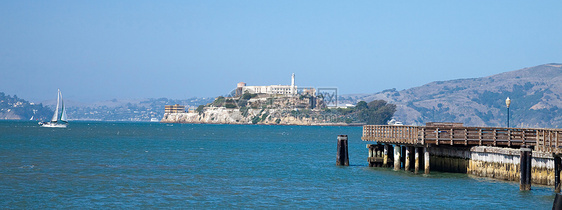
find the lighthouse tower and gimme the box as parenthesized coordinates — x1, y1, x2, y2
(291, 73, 296, 95)
(291, 73, 295, 87)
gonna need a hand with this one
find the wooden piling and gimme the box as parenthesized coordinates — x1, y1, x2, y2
(415, 147, 420, 174)
(367, 144, 371, 166)
(424, 146, 430, 174)
(394, 145, 401, 171)
(375, 145, 383, 167)
(336, 135, 349, 166)
(367, 144, 375, 167)
(519, 148, 527, 191)
(368, 144, 373, 159)
(520, 146, 532, 191)
(526, 147, 532, 191)
(405, 146, 411, 171)
(383, 144, 389, 167)
(554, 155, 562, 193)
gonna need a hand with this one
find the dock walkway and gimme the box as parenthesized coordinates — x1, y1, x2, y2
(361, 123, 562, 191)
(362, 124, 562, 153)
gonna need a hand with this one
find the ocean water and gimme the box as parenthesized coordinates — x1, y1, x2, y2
(0, 121, 555, 209)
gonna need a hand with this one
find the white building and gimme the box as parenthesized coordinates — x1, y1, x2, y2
(236, 74, 299, 96)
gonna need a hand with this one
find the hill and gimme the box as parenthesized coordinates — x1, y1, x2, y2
(341, 63, 562, 128)
(0, 92, 53, 121)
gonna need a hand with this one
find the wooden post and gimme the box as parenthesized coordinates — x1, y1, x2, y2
(526, 146, 533, 190)
(520, 146, 532, 191)
(507, 129, 511, 147)
(415, 147, 420, 174)
(367, 144, 373, 167)
(421, 128, 425, 145)
(405, 146, 411, 171)
(450, 128, 454, 145)
(464, 128, 468, 146)
(479, 128, 482, 146)
(382, 144, 388, 167)
(554, 132, 559, 148)
(554, 155, 562, 193)
(368, 144, 373, 158)
(493, 129, 497, 146)
(435, 128, 439, 145)
(394, 145, 401, 170)
(336, 135, 349, 166)
(424, 146, 430, 174)
(377, 145, 383, 167)
(519, 147, 527, 190)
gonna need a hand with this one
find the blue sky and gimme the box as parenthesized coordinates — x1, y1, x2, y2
(1, 1, 561, 102)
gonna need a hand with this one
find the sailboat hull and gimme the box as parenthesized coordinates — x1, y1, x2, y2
(40, 122, 67, 128)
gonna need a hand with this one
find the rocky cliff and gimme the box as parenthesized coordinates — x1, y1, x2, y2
(161, 107, 349, 126)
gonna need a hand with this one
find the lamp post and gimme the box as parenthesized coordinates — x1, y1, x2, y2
(506, 97, 511, 127)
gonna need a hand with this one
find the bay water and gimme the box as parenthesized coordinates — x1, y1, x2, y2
(0, 121, 555, 208)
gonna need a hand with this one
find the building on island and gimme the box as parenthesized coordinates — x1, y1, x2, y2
(165, 104, 186, 113)
(187, 107, 197, 113)
(236, 73, 311, 97)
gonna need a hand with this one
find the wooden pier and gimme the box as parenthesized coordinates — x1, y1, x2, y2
(362, 123, 562, 191)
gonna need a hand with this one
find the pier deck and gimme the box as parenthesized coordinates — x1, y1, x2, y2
(361, 123, 562, 191)
(362, 124, 562, 153)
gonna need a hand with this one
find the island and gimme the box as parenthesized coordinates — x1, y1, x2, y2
(161, 74, 396, 126)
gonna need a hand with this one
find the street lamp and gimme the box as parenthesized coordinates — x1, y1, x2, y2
(505, 97, 511, 127)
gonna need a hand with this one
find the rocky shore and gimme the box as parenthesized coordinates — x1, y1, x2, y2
(160, 107, 355, 126)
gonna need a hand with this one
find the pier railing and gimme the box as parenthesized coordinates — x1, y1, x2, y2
(362, 125, 419, 144)
(362, 125, 562, 153)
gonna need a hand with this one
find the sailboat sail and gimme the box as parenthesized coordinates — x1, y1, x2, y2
(60, 92, 68, 122)
(51, 89, 61, 122)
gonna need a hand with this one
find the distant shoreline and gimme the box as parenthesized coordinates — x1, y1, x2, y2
(159, 121, 366, 127)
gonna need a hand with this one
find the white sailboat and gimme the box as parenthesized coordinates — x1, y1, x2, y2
(40, 89, 68, 128)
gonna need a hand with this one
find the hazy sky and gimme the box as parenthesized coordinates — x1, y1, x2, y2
(1, 1, 561, 102)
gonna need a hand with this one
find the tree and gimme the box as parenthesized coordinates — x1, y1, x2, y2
(367, 100, 386, 110)
(242, 91, 257, 100)
(211, 96, 225, 107)
(196, 105, 205, 114)
(368, 102, 396, 125)
(355, 101, 368, 110)
(353, 100, 396, 125)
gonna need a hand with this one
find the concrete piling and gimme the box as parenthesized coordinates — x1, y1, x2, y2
(383, 144, 389, 167)
(394, 145, 401, 170)
(367, 144, 378, 167)
(368, 145, 373, 159)
(405, 146, 411, 171)
(415, 147, 420, 174)
(554, 155, 562, 193)
(366, 145, 371, 167)
(336, 135, 349, 166)
(424, 146, 430, 174)
(364, 143, 562, 193)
